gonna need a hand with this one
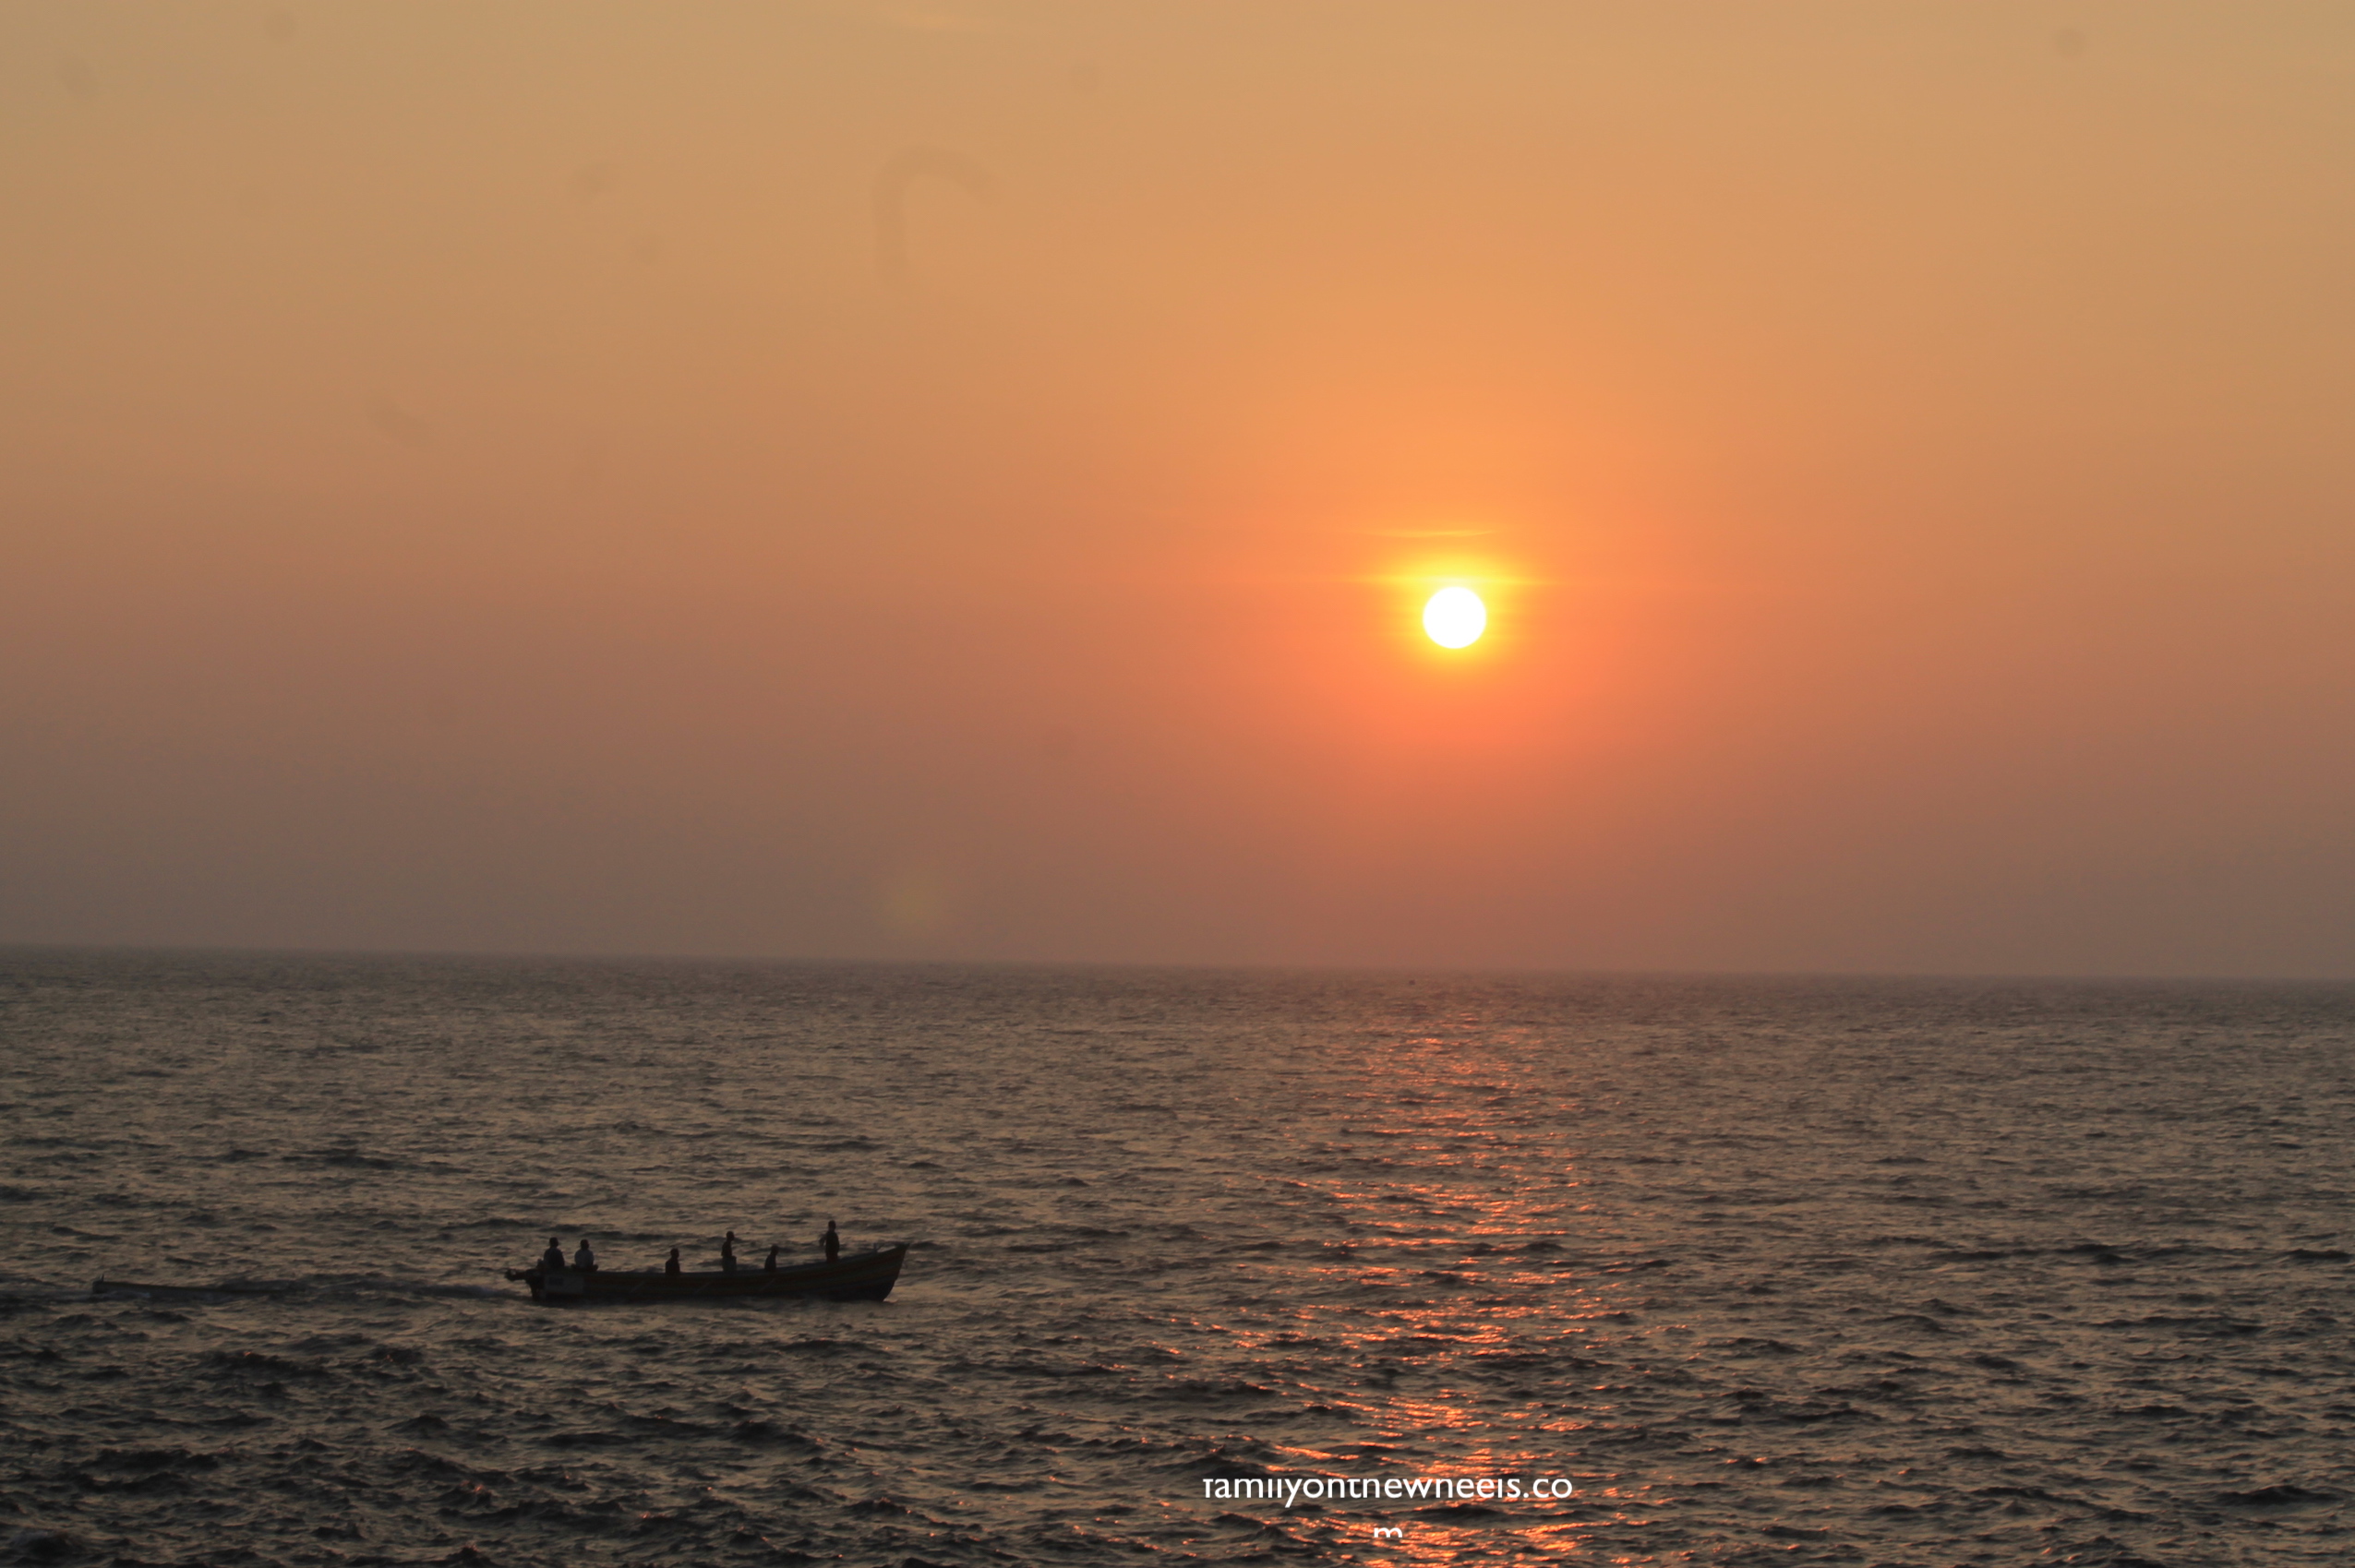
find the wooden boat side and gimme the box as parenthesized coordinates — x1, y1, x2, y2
(505, 1244, 907, 1304)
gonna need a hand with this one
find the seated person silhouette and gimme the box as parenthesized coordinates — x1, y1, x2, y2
(540, 1238, 565, 1271)
(665, 1247, 681, 1276)
(571, 1238, 596, 1272)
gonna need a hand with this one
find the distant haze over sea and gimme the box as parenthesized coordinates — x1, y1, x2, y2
(6, 3, 2353, 980)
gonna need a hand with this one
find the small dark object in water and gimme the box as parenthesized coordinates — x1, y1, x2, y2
(506, 1244, 907, 1304)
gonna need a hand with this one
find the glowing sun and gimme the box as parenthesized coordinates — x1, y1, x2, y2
(1423, 586, 1486, 649)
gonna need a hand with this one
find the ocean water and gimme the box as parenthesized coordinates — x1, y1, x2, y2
(4, 952, 2353, 1567)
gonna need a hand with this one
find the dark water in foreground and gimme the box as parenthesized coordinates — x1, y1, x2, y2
(5, 952, 2354, 1566)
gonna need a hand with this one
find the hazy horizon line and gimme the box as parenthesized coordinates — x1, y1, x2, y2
(7, 940, 2349, 989)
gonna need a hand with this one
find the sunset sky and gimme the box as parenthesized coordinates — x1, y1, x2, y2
(6, 2, 2352, 976)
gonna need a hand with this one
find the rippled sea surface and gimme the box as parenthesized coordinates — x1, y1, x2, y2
(6, 952, 2355, 1566)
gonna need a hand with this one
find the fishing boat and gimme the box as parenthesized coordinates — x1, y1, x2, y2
(505, 1244, 907, 1304)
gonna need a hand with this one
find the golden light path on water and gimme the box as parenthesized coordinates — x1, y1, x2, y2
(1161, 1011, 1646, 1562)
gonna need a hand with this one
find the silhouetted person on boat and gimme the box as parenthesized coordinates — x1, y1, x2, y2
(721, 1231, 739, 1274)
(665, 1247, 681, 1276)
(764, 1244, 779, 1272)
(571, 1239, 596, 1272)
(823, 1220, 840, 1263)
(540, 1238, 565, 1271)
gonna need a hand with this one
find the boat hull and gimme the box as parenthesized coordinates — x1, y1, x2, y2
(505, 1245, 907, 1304)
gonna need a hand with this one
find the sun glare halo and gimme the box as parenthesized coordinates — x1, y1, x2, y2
(1423, 586, 1486, 649)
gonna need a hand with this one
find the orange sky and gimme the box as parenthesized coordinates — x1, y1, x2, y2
(6, 2, 2353, 975)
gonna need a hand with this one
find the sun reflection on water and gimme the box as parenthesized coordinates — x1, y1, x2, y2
(1174, 989, 1651, 1558)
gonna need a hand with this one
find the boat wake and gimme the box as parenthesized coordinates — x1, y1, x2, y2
(89, 1276, 507, 1302)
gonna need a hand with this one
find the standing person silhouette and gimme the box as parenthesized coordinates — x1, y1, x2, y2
(721, 1231, 739, 1273)
(664, 1247, 681, 1276)
(823, 1219, 840, 1263)
(763, 1244, 779, 1273)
